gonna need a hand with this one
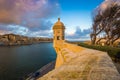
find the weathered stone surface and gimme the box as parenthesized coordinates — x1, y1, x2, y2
(38, 43, 120, 80)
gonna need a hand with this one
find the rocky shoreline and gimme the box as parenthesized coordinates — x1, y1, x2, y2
(0, 34, 53, 46)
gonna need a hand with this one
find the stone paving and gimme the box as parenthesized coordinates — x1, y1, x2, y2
(38, 43, 120, 80)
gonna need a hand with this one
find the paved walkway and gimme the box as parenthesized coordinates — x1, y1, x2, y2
(38, 43, 120, 80)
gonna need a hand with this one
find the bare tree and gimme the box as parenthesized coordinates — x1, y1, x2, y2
(91, 3, 120, 46)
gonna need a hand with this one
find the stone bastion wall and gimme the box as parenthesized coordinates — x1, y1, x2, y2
(38, 42, 120, 80)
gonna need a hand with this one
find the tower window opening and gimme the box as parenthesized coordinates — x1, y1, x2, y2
(57, 36, 60, 40)
(62, 36, 64, 40)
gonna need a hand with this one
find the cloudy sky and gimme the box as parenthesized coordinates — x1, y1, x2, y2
(0, 0, 119, 41)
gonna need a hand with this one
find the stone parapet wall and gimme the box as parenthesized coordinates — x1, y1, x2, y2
(38, 42, 120, 80)
(55, 42, 84, 68)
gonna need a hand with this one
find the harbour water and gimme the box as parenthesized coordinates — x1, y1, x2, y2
(0, 43, 56, 80)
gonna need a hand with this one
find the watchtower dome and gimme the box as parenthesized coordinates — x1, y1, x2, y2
(53, 18, 65, 47)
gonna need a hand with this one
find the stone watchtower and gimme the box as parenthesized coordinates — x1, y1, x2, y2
(53, 18, 65, 47)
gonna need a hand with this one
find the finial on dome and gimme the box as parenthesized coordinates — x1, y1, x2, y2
(58, 18, 60, 21)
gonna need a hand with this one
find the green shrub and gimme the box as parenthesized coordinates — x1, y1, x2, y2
(77, 42, 120, 58)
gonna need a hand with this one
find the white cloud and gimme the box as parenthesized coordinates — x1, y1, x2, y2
(7, 25, 29, 35)
(0, 0, 60, 37)
(66, 27, 91, 41)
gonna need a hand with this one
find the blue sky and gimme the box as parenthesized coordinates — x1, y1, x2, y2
(51, 0, 104, 40)
(0, 0, 116, 40)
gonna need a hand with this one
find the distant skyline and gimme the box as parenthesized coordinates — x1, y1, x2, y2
(0, 0, 119, 40)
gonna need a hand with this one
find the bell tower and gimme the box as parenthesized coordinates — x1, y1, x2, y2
(53, 18, 65, 47)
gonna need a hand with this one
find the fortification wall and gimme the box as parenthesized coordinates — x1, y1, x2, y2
(55, 42, 84, 68)
(38, 42, 120, 80)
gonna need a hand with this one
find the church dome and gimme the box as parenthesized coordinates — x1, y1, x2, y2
(53, 18, 65, 29)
